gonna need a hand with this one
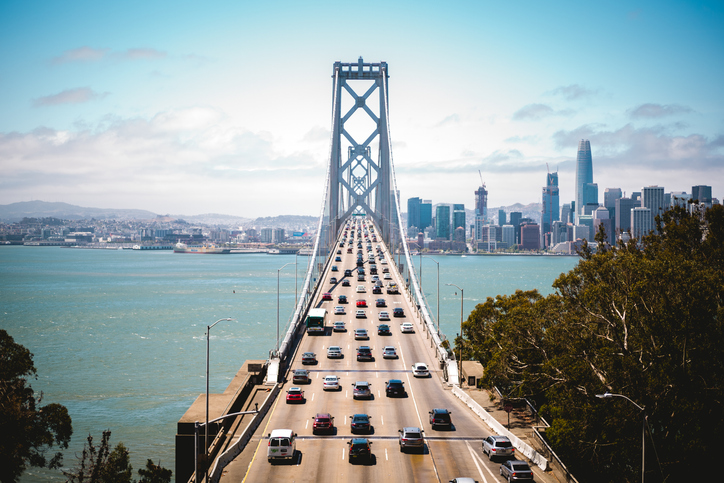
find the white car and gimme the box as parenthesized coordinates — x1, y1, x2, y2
(356, 285, 366, 293)
(334, 306, 345, 315)
(412, 363, 430, 377)
(383, 273, 392, 280)
(356, 309, 366, 319)
(378, 311, 390, 320)
(323, 375, 340, 390)
(400, 322, 414, 333)
(380, 259, 387, 264)
(327, 346, 343, 358)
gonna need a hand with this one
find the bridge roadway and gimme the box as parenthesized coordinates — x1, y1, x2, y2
(237, 220, 553, 483)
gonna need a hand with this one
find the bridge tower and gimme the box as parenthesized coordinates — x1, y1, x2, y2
(328, 57, 396, 247)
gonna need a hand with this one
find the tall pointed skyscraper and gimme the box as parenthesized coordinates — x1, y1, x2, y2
(575, 139, 594, 219)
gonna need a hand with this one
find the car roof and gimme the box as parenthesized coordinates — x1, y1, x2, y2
(288, 386, 302, 391)
(352, 413, 368, 418)
(432, 408, 449, 414)
(388, 379, 403, 384)
(355, 381, 370, 386)
(350, 437, 369, 444)
(402, 426, 421, 432)
(270, 429, 294, 438)
(315, 413, 332, 418)
(294, 369, 307, 373)
(324, 375, 338, 379)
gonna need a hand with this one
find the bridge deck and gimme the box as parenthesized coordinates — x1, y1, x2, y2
(219, 219, 555, 483)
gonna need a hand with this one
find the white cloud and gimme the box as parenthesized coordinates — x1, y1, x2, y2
(547, 84, 600, 101)
(627, 103, 694, 119)
(512, 103, 574, 121)
(52, 46, 109, 64)
(33, 88, 109, 107)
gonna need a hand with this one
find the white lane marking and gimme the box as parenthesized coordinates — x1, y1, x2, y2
(342, 447, 346, 460)
(381, 415, 384, 425)
(466, 440, 497, 482)
(345, 390, 348, 398)
(311, 392, 315, 401)
(378, 390, 381, 398)
(385, 448, 388, 461)
(344, 415, 347, 425)
(316, 372, 320, 378)
(305, 419, 309, 430)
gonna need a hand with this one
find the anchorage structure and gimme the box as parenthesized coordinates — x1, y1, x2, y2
(328, 57, 395, 246)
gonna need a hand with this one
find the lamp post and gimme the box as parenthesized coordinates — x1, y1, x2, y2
(446, 283, 464, 377)
(596, 391, 645, 483)
(205, 317, 233, 479)
(277, 262, 296, 355)
(423, 256, 439, 336)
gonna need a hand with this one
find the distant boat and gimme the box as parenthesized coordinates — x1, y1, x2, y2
(173, 242, 230, 254)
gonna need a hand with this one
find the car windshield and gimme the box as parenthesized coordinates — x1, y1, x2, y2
(317, 417, 330, 423)
(497, 440, 513, 447)
(406, 432, 421, 438)
(351, 443, 367, 450)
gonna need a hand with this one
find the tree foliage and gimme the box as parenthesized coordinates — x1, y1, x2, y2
(461, 205, 724, 482)
(0, 330, 73, 483)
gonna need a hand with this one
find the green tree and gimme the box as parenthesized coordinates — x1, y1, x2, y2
(63, 430, 133, 483)
(137, 460, 172, 483)
(463, 205, 724, 482)
(0, 330, 73, 483)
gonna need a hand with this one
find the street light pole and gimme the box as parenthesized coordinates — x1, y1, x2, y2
(277, 262, 296, 355)
(422, 256, 439, 336)
(205, 317, 233, 480)
(596, 392, 645, 483)
(446, 283, 464, 377)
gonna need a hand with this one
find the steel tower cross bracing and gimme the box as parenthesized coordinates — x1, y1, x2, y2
(328, 57, 392, 245)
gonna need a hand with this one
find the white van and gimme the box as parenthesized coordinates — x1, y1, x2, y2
(267, 429, 297, 463)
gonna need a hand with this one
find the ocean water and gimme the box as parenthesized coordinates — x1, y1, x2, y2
(1, 247, 578, 481)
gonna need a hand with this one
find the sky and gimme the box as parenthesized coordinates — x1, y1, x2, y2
(1, 0, 722, 218)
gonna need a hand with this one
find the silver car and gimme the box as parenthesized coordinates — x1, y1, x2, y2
(352, 381, 372, 399)
(398, 427, 424, 452)
(382, 346, 398, 359)
(327, 346, 343, 358)
(482, 435, 515, 460)
(499, 459, 534, 481)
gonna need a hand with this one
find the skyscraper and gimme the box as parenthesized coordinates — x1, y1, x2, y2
(615, 197, 636, 235)
(604, 188, 622, 226)
(575, 139, 593, 219)
(631, 207, 652, 240)
(642, 186, 665, 231)
(541, 171, 560, 245)
(498, 209, 506, 226)
(420, 200, 432, 231)
(692, 185, 712, 205)
(407, 197, 421, 231)
(475, 185, 488, 221)
(509, 211, 522, 244)
(435, 205, 450, 240)
(453, 204, 466, 232)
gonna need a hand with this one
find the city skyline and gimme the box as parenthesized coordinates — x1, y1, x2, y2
(1, 1, 722, 217)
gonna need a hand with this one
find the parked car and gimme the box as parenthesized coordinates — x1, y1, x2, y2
(398, 427, 424, 452)
(385, 379, 405, 397)
(412, 362, 430, 377)
(333, 321, 346, 332)
(499, 460, 534, 481)
(382, 346, 398, 359)
(347, 438, 373, 463)
(312, 413, 335, 434)
(378, 311, 390, 320)
(377, 324, 391, 335)
(285, 387, 304, 403)
(327, 346, 343, 358)
(356, 346, 373, 361)
(292, 369, 310, 384)
(429, 408, 452, 429)
(301, 352, 317, 364)
(482, 435, 515, 460)
(352, 381, 372, 399)
(393, 307, 405, 317)
(400, 322, 415, 333)
(350, 413, 371, 433)
(323, 375, 340, 391)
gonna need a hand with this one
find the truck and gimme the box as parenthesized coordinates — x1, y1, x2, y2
(305, 308, 327, 334)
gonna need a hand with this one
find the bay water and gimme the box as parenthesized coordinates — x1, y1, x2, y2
(1, 246, 578, 481)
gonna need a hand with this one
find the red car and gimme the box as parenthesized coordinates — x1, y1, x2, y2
(322, 292, 332, 301)
(356, 299, 367, 307)
(312, 413, 335, 434)
(286, 387, 305, 403)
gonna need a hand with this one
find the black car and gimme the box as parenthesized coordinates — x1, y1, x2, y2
(377, 324, 391, 335)
(347, 438, 372, 463)
(345, 269, 353, 276)
(376, 298, 386, 307)
(429, 408, 452, 429)
(357, 346, 373, 361)
(385, 379, 406, 397)
(372, 286, 382, 294)
(393, 307, 405, 317)
(350, 413, 371, 433)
